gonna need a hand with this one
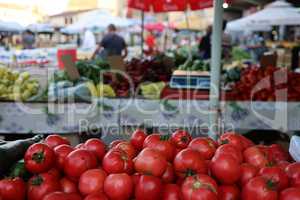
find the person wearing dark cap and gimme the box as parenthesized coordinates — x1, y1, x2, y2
(92, 24, 128, 59)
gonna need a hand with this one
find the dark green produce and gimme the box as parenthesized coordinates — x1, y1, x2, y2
(0, 135, 43, 178)
(224, 67, 242, 84)
(9, 159, 31, 180)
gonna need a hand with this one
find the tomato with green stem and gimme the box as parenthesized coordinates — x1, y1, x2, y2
(25, 143, 55, 174)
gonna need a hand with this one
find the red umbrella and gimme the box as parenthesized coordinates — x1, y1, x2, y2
(145, 22, 165, 32)
(152, 0, 187, 12)
(189, 0, 214, 10)
(128, 0, 152, 11)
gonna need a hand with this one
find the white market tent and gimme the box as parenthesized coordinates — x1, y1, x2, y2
(26, 23, 55, 33)
(0, 21, 24, 32)
(226, 0, 300, 33)
(63, 10, 135, 34)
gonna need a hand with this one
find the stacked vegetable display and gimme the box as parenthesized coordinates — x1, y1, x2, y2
(0, 67, 39, 101)
(225, 66, 300, 101)
(0, 131, 299, 200)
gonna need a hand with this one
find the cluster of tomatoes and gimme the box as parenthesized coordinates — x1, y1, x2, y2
(0, 130, 300, 200)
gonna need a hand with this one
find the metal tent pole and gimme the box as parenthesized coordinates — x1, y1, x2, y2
(209, 0, 224, 140)
(141, 10, 145, 58)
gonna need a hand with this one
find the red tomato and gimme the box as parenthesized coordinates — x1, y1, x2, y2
(218, 132, 244, 151)
(102, 149, 134, 174)
(174, 149, 207, 178)
(104, 173, 133, 200)
(268, 144, 291, 163)
(78, 169, 107, 196)
(84, 193, 109, 200)
(188, 137, 217, 160)
(239, 163, 258, 186)
(162, 163, 175, 183)
(239, 135, 254, 149)
(244, 146, 271, 169)
(130, 129, 147, 151)
(45, 135, 70, 149)
(286, 163, 300, 187)
(43, 192, 82, 200)
(114, 142, 137, 160)
(0, 177, 26, 200)
(215, 144, 243, 164)
(181, 174, 218, 200)
(47, 168, 61, 180)
(218, 185, 240, 200)
(162, 184, 183, 200)
(134, 148, 167, 177)
(109, 140, 125, 149)
(60, 177, 78, 194)
(25, 143, 55, 174)
(64, 149, 98, 179)
(135, 175, 162, 200)
(132, 173, 141, 186)
(143, 134, 176, 161)
(277, 161, 291, 171)
(170, 130, 192, 149)
(54, 144, 74, 170)
(27, 173, 61, 200)
(279, 187, 300, 200)
(259, 166, 289, 191)
(242, 176, 278, 200)
(84, 139, 106, 162)
(210, 153, 241, 184)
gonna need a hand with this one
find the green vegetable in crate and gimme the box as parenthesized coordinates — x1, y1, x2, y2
(0, 135, 43, 178)
(232, 47, 251, 61)
(224, 67, 242, 84)
(141, 82, 166, 99)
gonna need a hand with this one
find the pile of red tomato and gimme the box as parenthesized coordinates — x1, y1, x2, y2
(0, 130, 300, 200)
(226, 66, 300, 101)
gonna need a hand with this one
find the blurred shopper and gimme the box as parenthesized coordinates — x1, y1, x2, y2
(199, 25, 212, 59)
(246, 33, 268, 61)
(82, 29, 96, 50)
(22, 30, 35, 49)
(92, 24, 128, 59)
